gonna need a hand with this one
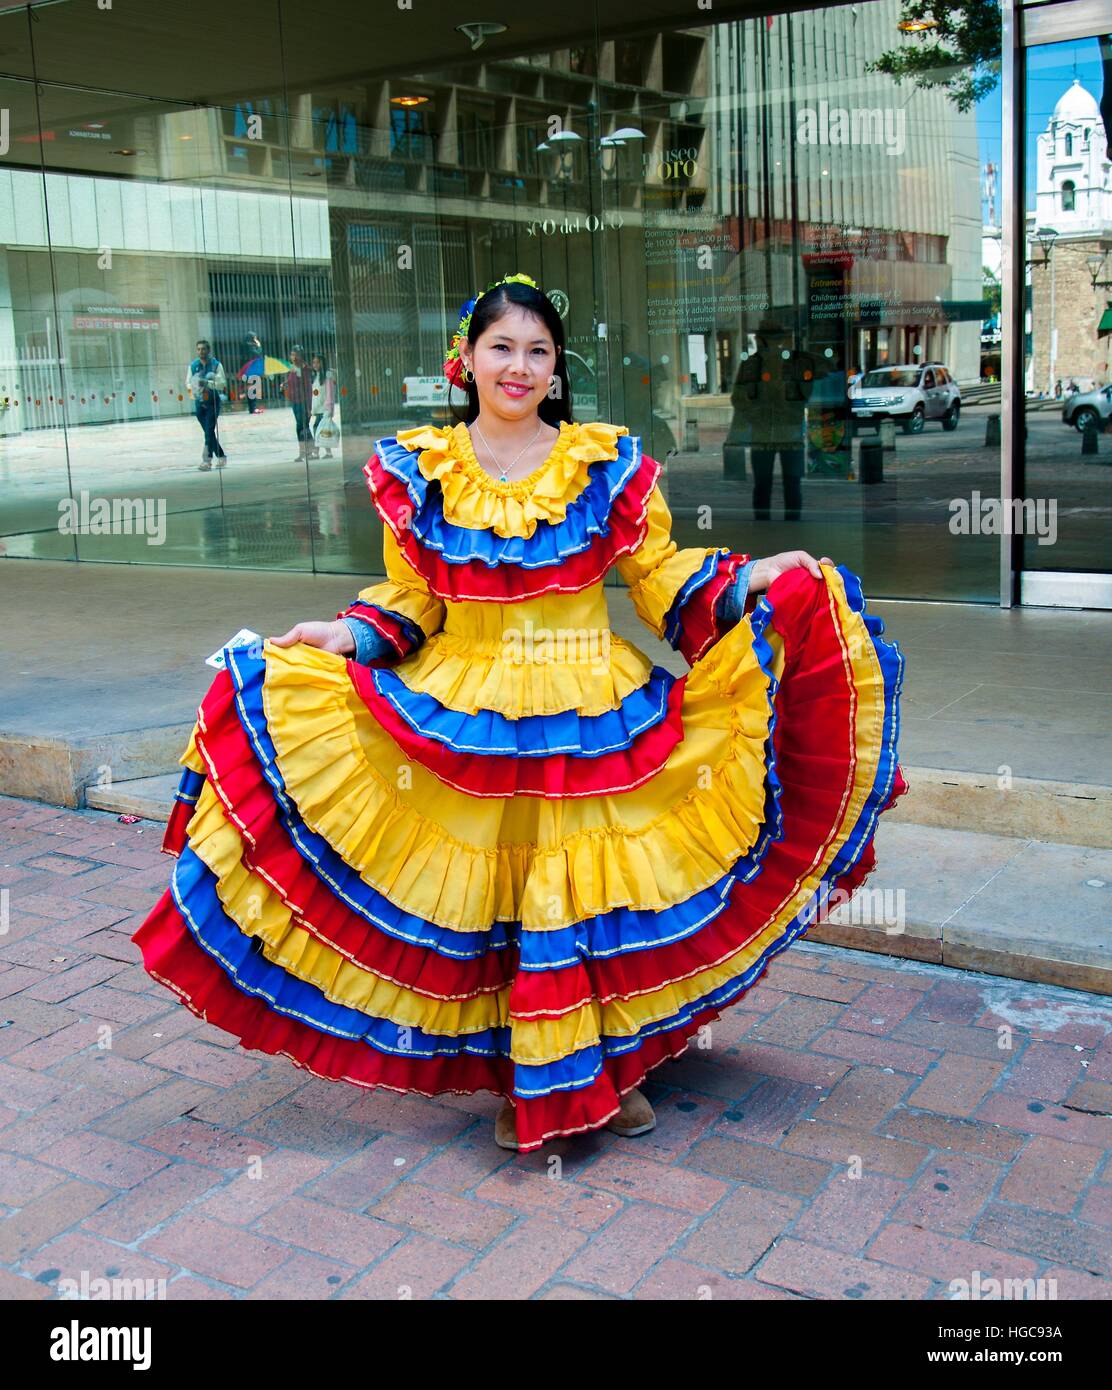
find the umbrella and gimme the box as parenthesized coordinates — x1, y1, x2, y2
(237, 355, 293, 379)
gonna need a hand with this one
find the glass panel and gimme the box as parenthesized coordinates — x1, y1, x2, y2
(598, 5, 1002, 602)
(1021, 33, 1112, 574)
(0, 6, 76, 561)
(0, 0, 1004, 596)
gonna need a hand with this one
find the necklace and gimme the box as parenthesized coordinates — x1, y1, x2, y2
(471, 419, 545, 483)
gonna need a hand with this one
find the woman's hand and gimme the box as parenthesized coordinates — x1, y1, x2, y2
(270, 620, 355, 654)
(749, 550, 835, 593)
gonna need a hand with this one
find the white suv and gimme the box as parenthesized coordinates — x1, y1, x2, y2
(850, 363, 962, 433)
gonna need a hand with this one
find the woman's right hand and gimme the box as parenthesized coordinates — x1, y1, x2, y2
(270, 620, 355, 654)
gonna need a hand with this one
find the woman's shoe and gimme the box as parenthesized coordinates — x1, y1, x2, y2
(494, 1100, 519, 1151)
(606, 1087, 656, 1137)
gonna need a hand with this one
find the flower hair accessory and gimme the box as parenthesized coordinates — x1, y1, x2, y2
(443, 272, 540, 388)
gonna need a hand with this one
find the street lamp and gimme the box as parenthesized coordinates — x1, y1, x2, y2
(1026, 225, 1059, 267)
(539, 125, 644, 177)
(1087, 252, 1112, 290)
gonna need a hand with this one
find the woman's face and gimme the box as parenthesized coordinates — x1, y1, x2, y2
(290, 350, 302, 367)
(311, 356, 322, 371)
(461, 305, 558, 423)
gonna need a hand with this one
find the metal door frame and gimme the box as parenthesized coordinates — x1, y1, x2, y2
(1004, 0, 1112, 608)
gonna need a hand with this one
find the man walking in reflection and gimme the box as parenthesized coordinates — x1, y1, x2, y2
(729, 313, 817, 522)
(188, 339, 228, 472)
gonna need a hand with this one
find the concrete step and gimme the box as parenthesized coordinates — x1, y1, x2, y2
(0, 723, 193, 810)
(808, 821, 1112, 996)
(885, 766, 1112, 850)
(84, 772, 181, 821)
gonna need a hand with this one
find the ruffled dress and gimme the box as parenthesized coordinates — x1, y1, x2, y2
(132, 418, 908, 1151)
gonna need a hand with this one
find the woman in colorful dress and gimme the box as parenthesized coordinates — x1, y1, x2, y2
(133, 273, 908, 1153)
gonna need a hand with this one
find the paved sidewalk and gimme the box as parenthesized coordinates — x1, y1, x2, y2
(1, 794, 1110, 1301)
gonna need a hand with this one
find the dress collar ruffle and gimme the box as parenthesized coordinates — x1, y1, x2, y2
(394, 420, 630, 540)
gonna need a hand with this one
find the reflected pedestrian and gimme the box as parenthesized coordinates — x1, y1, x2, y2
(310, 352, 337, 459)
(188, 339, 228, 471)
(241, 331, 265, 413)
(284, 345, 314, 463)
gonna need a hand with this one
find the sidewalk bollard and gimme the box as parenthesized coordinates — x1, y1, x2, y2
(684, 418, 699, 452)
(723, 440, 747, 481)
(860, 440, 884, 484)
(879, 419, 896, 451)
(985, 414, 1000, 447)
(1081, 421, 1100, 456)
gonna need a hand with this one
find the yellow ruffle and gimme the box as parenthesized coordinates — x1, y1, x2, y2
(179, 723, 206, 776)
(393, 629, 654, 719)
(394, 419, 629, 540)
(259, 632, 775, 931)
(186, 783, 510, 1032)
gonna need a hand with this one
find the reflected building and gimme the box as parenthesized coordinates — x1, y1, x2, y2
(2, 0, 1102, 607)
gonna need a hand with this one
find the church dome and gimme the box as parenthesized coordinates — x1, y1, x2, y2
(1053, 78, 1100, 124)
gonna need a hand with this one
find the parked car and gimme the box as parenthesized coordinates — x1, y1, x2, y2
(1062, 383, 1112, 433)
(565, 350, 599, 422)
(849, 363, 962, 433)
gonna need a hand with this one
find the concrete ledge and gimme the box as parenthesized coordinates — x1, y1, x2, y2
(807, 820, 1112, 997)
(808, 920, 1112, 996)
(0, 724, 191, 809)
(84, 772, 179, 820)
(890, 766, 1112, 849)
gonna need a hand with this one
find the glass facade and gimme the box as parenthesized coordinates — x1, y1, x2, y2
(0, 0, 1004, 600)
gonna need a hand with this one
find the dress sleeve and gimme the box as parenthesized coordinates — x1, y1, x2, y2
(615, 479, 755, 665)
(337, 525, 446, 662)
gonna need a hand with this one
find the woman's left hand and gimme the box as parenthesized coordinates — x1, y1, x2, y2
(749, 550, 835, 593)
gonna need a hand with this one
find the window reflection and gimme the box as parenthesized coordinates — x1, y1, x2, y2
(0, 0, 1003, 599)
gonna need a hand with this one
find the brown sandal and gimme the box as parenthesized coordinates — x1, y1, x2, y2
(494, 1099, 519, 1150)
(606, 1087, 656, 1137)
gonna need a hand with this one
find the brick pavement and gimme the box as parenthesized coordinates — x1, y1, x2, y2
(1, 793, 1110, 1301)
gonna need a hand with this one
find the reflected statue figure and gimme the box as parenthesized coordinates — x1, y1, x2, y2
(728, 314, 819, 522)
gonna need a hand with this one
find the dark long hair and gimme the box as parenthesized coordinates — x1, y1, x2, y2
(452, 281, 573, 427)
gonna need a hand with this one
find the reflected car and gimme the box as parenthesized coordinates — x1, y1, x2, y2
(565, 350, 599, 422)
(849, 363, 961, 433)
(1062, 383, 1112, 433)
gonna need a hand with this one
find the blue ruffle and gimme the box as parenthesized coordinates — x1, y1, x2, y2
(374, 431, 643, 569)
(662, 549, 728, 647)
(344, 600, 424, 652)
(367, 664, 676, 757)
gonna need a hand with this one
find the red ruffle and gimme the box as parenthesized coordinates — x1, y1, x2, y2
(364, 451, 661, 602)
(161, 799, 193, 858)
(337, 605, 413, 659)
(346, 659, 688, 798)
(676, 553, 749, 665)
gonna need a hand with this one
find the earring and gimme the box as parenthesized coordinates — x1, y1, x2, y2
(461, 366, 474, 383)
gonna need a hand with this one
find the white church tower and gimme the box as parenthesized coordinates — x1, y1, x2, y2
(1026, 79, 1111, 396)
(1035, 78, 1112, 233)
